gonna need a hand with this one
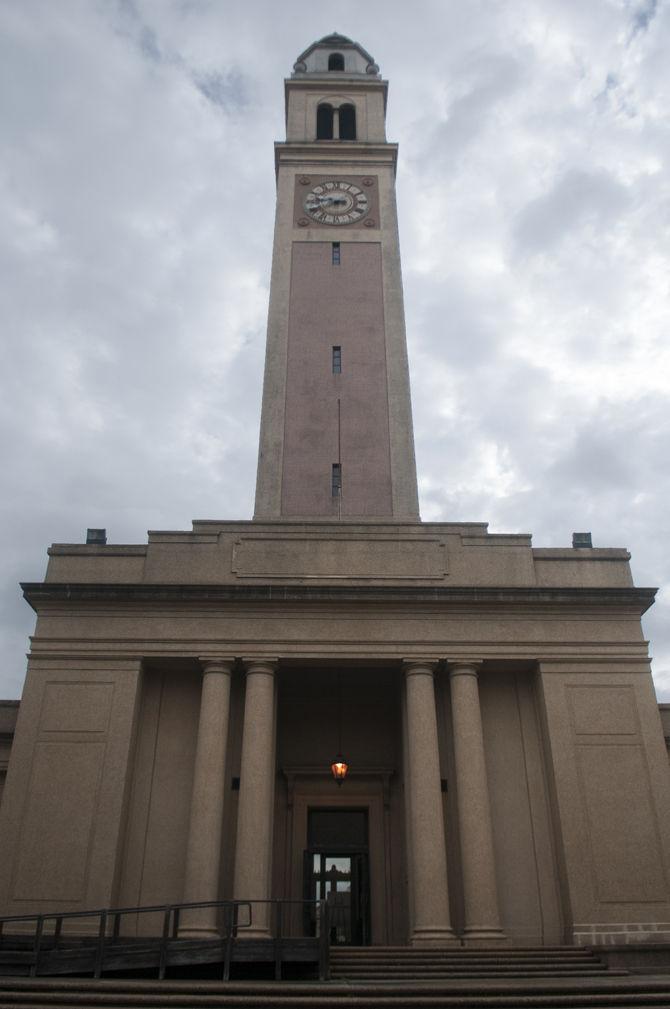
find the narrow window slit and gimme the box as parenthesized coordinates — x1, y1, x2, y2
(332, 242, 341, 265)
(332, 346, 342, 373)
(332, 463, 342, 497)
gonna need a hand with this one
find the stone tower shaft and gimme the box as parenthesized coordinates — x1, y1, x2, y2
(254, 34, 420, 521)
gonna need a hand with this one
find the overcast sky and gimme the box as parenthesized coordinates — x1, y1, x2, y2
(1, 0, 669, 699)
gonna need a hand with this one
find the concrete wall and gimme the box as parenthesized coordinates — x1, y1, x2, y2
(659, 704, 670, 764)
(282, 242, 392, 517)
(254, 146, 419, 521)
(539, 666, 670, 944)
(41, 521, 634, 589)
(0, 701, 19, 811)
(479, 670, 563, 944)
(0, 659, 141, 925)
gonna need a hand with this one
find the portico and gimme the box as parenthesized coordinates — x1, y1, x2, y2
(177, 649, 507, 947)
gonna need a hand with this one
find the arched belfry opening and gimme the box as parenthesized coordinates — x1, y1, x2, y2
(339, 103, 356, 140)
(316, 104, 334, 140)
(328, 52, 345, 71)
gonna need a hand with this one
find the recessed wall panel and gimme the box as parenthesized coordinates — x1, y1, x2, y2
(12, 741, 104, 901)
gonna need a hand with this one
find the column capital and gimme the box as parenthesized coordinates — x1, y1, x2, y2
(241, 657, 278, 677)
(402, 658, 440, 678)
(198, 656, 235, 675)
(447, 659, 484, 679)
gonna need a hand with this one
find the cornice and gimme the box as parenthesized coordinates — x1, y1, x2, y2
(274, 142, 397, 179)
(275, 142, 398, 178)
(285, 77, 387, 92)
(276, 141, 397, 155)
(21, 582, 657, 615)
(284, 77, 388, 114)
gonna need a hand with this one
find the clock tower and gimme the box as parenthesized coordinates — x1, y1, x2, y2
(254, 34, 420, 521)
(3, 33, 670, 964)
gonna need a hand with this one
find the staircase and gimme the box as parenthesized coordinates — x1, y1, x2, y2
(3, 948, 670, 1009)
(329, 944, 619, 981)
(4, 972, 670, 1008)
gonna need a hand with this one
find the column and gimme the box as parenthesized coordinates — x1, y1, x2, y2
(449, 661, 505, 944)
(403, 660, 457, 946)
(233, 659, 277, 938)
(180, 657, 234, 937)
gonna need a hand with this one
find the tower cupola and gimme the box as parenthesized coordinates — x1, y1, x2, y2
(292, 33, 380, 78)
(284, 35, 387, 145)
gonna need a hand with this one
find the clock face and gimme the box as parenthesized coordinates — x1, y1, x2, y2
(303, 180, 369, 225)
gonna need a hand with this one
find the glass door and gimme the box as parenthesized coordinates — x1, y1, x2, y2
(303, 809, 370, 945)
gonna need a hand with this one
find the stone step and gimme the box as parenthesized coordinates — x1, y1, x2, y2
(328, 964, 617, 972)
(330, 953, 602, 958)
(2, 977, 670, 1008)
(330, 949, 602, 958)
(330, 957, 605, 965)
(330, 946, 600, 953)
(329, 951, 612, 976)
(329, 959, 610, 967)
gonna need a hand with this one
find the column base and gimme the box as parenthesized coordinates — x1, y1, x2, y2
(462, 927, 507, 945)
(177, 926, 220, 939)
(410, 926, 460, 947)
(236, 927, 272, 940)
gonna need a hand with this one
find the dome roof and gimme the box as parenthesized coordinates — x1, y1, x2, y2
(292, 34, 379, 77)
(317, 33, 354, 46)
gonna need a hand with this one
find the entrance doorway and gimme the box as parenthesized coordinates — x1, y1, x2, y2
(303, 808, 370, 945)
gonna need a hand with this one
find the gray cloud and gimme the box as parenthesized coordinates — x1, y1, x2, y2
(629, 0, 659, 39)
(194, 70, 251, 110)
(513, 169, 631, 255)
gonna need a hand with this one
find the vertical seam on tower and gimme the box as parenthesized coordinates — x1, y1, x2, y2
(337, 397, 342, 519)
(279, 241, 297, 516)
(377, 241, 395, 516)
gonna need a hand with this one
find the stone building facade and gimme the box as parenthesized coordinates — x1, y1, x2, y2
(1, 35, 670, 950)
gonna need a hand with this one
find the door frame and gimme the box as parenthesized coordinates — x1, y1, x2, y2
(285, 774, 390, 944)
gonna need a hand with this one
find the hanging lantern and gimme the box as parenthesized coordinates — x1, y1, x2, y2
(331, 672, 348, 784)
(331, 754, 349, 785)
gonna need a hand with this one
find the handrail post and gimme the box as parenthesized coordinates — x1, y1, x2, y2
(173, 906, 180, 939)
(94, 910, 107, 979)
(54, 916, 63, 947)
(31, 917, 44, 978)
(112, 912, 120, 941)
(319, 899, 330, 981)
(274, 901, 282, 981)
(158, 906, 171, 980)
(223, 903, 234, 981)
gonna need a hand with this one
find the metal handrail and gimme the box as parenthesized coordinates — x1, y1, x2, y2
(0, 897, 329, 981)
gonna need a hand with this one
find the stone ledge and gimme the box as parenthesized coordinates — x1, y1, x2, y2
(21, 582, 657, 613)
